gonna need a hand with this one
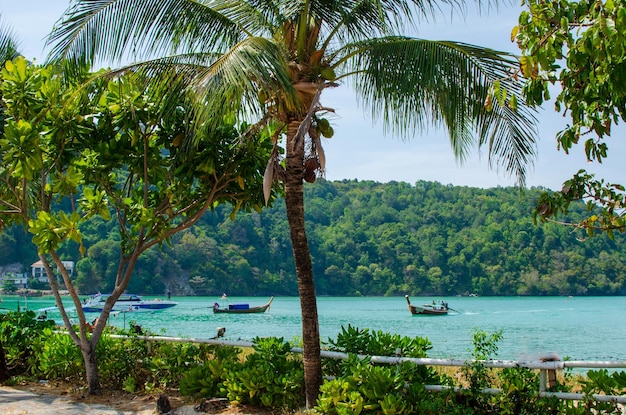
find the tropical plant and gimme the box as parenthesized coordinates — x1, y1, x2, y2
(30, 328, 84, 382)
(223, 337, 304, 410)
(317, 359, 415, 414)
(0, 57, 273, 394)
(322, 324, 436, 382)
(466, 331, 502, 385)
(47, 0, 539, 405)
(318, 325, 444, 414)
(179, 345, 240, 398)
(515, 0, 626, 239)
(0, 311, 55, 378)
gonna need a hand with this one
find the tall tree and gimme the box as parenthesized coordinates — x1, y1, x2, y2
(0, 58, 272, 393)
(515, 0, 626, 239)
(47, 0, 539, 405)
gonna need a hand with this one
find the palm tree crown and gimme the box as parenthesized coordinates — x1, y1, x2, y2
(48, 0, 537, 185)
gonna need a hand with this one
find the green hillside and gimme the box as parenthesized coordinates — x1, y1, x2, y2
(4, 179, 625, 296)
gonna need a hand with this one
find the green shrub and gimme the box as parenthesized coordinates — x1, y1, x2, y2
(96, 331, 150, 389)
(455, 330, 578, 415)
(178, 344, 240, 398)
(324, 324, 433, 358)
(224, 337, 304, 410)
(179, 362, 226, 398)
(573, 369, 625, 414)
(142, 341, 201, 390)
(30, 328, 83, 381)
(20, 323, 626, 415)
(317, 326, 447, 415)
(322, 324, 438, 384)
(317, 359, 408, 414)
(98, 332, 221, 392)
(0, 310, 55, 377)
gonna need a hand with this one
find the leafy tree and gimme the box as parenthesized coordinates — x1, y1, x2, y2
(0, 58, 272, 393)
(0, 15, 20, 384)
(515, 0, 626, 239)
(48, 0, 540, 404)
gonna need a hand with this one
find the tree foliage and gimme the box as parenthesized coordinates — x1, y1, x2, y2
(5, 179, 623, 297)
(515, 0, 626, 238)
(0, 57, 274, 393)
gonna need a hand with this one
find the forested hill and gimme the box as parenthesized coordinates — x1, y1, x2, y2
(4, 179, 625, 297)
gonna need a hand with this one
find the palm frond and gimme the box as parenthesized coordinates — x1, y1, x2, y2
(46, 0, 241, 68)
(210, 0, 284, 34)
(101, 36, 295, 129)
(192, 36, 296, 121)
(313, 0, 470, 48)
(346, 37, 537, 185)
(0, 16, 20, 63)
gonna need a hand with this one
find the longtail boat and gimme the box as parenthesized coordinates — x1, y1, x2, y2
(213, 296, 274, 314)
(405, 295, 449, 315)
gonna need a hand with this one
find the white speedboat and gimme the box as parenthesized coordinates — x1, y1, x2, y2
(82, 293, 177, 313)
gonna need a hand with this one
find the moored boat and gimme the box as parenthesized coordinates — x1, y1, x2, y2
(213, 296, 274, 314)
(405, 295, 449, 315)
(82, 293, 177, 313)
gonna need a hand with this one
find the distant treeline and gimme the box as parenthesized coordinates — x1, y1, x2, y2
(3, 179, 625, 297)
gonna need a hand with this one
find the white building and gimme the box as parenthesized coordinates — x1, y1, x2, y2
(30, 260, 74, 283)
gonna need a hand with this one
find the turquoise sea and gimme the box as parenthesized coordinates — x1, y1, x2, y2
(2, 295, 624, 362)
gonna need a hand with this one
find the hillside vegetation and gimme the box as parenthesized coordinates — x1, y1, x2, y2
(3, 179, 624, 296)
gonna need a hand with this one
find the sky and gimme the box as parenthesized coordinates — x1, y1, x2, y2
(1, 0, 624, 191)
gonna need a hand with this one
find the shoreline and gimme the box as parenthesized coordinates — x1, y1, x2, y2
(1, 289, 69, 298)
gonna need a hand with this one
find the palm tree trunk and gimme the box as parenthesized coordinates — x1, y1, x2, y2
(284, 120, 322, 408)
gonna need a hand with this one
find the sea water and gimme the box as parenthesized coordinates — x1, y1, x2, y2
(2, 295, 624, 362)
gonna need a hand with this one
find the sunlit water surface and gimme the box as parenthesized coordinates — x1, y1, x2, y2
(3, 295, 624, 361)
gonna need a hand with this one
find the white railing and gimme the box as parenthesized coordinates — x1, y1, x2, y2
(107, 333, 626, 404)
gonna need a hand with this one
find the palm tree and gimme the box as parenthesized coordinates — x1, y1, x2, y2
(47, 0, 538, 406)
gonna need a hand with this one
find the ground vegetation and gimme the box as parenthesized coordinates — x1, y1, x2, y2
(2, 311, 626, 414)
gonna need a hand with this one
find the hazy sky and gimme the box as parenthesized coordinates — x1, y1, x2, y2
(2, 0, 624, 190)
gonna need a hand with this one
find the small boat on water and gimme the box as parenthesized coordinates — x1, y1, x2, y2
(82, 293, 178, 313)
(213, 296, 274, 314)
(405, 295, 449, 315)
